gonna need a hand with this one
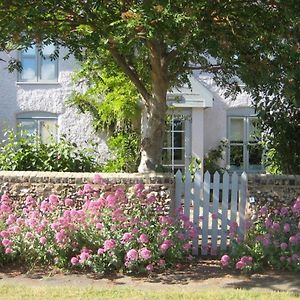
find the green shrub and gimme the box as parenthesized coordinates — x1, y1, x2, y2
(0, 129, 100, 172)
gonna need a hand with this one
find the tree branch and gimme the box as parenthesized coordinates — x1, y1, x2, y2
(108, 41, 151, 102)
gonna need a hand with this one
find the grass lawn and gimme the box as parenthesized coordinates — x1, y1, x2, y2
(0, 285, 299, 300)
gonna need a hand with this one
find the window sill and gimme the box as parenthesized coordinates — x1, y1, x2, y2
(16, 82, 61, 86)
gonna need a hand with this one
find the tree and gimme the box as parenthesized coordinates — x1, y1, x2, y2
(0, 1, 299, 172)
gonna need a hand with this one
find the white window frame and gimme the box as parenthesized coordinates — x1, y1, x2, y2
(18, 43, 59, 83)
(227, 108, 264, 173)
(162, 109, 192, 173)
(16, 112, 58, 143)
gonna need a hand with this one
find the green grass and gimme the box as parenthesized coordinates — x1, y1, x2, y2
(0, 285, 299, 300)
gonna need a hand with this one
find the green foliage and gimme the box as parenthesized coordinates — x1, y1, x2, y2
(69, 62, 141, 173)
(204, 140, 228, 174)
(0, 129, 100, 172)
(1, 1, 300, 171)
(254, 97, 300, 175)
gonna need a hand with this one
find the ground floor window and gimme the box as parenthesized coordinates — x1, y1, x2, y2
(227, 111, 264, 172)
(17, 112, 58, 144)
(162, 110, 191, 173)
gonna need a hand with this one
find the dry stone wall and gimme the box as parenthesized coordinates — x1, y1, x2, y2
(0, 171, 174, 213)
(248, 174, 300, 207)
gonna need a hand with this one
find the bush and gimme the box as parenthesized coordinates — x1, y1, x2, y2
(221, 196, 300, 272)
(0, 129, 100, 172)
(0, 175, 193, 274)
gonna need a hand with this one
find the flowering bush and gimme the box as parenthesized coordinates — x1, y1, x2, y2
(221, 196, 300, 272)
(0, 175, 194, 274)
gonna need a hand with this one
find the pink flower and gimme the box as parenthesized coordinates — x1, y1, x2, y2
(289, 236, 298, 245)
(159, 240, 173, 253)
(283, 223, 290, 233)
(146, 264, 154, 272)
(97, 248, 105, 255)
(49, 194, 59, 205)
(2, 239, 12, 248)
(126, 249, 139, 261)
(158, 259, 166, 267)
(96, 223, 104, 230)
(122, 233, 132, 243)
(221, 255, 230, 266)
(5, 248, 12, 254)
(39, 237, 47, 245)
(83, 184, 93, 193)
(104, 239, 116, 251)
(291, 254, 299, 262)
(64, 198, 74, 207)
(236, 261, 246, 270)
(55, 230, 67, 244)
(25, 195, 36, 206)
(271, 223, 280, 232)
(259, 206, 268, 215)
(139, 248, 152, 260)
(79, 249, 91, 263)
(138, 234, 149, 244)
(182, 243, 192, 252)
(106, 194, 116, 207)
(0, 230, 10, 238)
(161, 229, 169, 237)
(25, 232, 34, 240)
(280, 243, 288, 250)
(71, 257, 79, 266)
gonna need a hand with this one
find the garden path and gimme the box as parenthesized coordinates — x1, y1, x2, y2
(0, 260, 299, 293)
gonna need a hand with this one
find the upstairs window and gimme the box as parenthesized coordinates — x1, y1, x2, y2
(19, 43, 58, 82)
(17, 112, 58, 144)
(227, 110, 264, 172)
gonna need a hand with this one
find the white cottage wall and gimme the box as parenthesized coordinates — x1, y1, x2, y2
(0, 48, 109, 163)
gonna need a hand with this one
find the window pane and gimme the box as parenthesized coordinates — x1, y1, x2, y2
(229, 118, 244, 142)
(17, 120, 37, 136)
(40, 120, 57, 143)
(42, 44, 56, 56)
(40, 58, 57, 80)
(173, 119, 183, 130)
(248, 143, 263, 170)
(21, 58, 37, 81)
(174, 131, 183, 147)
(230, 145, 244, 168)
(174, 149, 184, 161)
(249, 118, 260, 142)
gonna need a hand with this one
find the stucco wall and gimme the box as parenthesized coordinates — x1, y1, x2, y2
(0, 48, 109, 163)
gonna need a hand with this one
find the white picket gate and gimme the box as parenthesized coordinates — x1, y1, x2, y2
(175, 169, 248, 256)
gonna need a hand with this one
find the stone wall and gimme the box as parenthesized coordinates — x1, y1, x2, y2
(248, 174, 300, 207)
(0, 171, 174, 212)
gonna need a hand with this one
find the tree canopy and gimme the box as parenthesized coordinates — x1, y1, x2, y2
(0, 1, 299, 172)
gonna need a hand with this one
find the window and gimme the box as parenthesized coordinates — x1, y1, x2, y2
(227, 110, 263, 172)
(19, 44, 58, 82)
(17, 112, 58, 144)
(162, 112, 191, 173)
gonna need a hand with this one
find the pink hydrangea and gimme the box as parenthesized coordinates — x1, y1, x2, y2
(146, 264, 154, 272)
(103, 239, 116, 251)
(5, 248, 12, 254)
(122, 232, 132, 243)
(280, 242, 288, 250)
(159, 240, 173, 253)
(160, 229, 169, 237)
(126, 249, 139, 261)
(39, 236, 47, 245)
(49, 194, 59, 205)
(106, 194, 116, 207)
(138, 234, 149, 244)
(2, 239, 12, 248)
(283, 223, 291, 233)
(93, 174, 103, 184)
(97, 248, 105, 255)
(139, 248, 152, 260)
(221, 254, 230, 266)
(71, 257, 79, 266)
(64, 198, 74, 207)
(236, 261, 246, 270)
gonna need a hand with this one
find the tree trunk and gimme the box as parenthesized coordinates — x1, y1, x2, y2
(138, 97, 167, 173)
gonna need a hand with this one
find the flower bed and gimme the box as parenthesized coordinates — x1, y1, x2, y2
(221, 196, 300, 272)
(0, 175, 193, 274)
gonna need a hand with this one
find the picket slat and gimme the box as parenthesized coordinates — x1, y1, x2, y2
(175, 170, 183, 219)
(239, 172, 248, 240)
(220, 172, 229, 250)
(201, 171, 210, 255)
(184, 170, 192, 220)
(211, 172, 220, 256)
(230, 172, 238, 229)
(192, 170, 201, 255)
